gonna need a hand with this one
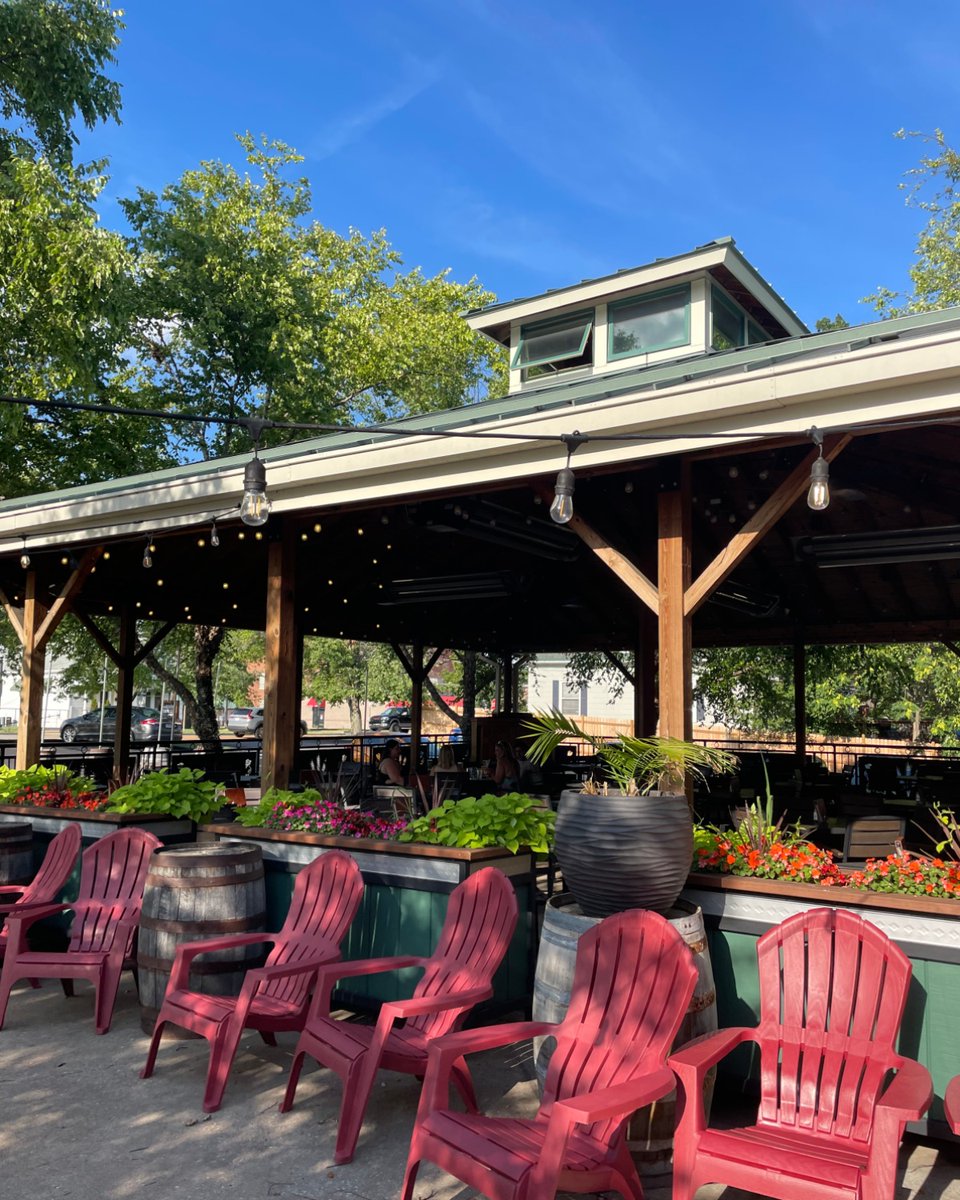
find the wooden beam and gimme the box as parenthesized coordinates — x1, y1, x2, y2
(793, 635, 806, 761)
(658, 480, 692, 742)
(113, 607, 136, 780)
(0, 586, 24, 644)
(133, 620, 176, 666)
(604, 649, 635, 689)
(564, 511, 659, 615)
(684, 434, 853, 617)
(262, 522, 299, 793)
(34, 547, 102, 650)
(15, 571, 46, 769)
(634, 610, 657, 738)
(73, 610, 122, 666)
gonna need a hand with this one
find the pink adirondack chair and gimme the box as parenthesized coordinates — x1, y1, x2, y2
(670, 907, 933, 1200)
(0, 826, 161, 1033)
(945, 1076, 960, 1133)
(400, 908, 697, 1200)
(0, 824, 82, 966)
(280, 865, 519, 1165)
(141, 848, 363, 1112)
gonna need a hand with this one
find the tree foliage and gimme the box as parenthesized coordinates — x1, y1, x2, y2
(301, 639, 410, 733)
(867, 129, 960, 317)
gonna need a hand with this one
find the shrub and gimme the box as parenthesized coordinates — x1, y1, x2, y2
(695, 832, 847, 887)
(240, 788, 406, 840)
(399, 792, 554, 854)
(846, 853, 960, 899)
(106, 768, 221, 822)
(0, 764, 104, 810)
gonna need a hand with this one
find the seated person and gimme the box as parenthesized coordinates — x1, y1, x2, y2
(486, 740, 521, 792)
(377, 738, 406, 786)
(430, 744, 463, 777)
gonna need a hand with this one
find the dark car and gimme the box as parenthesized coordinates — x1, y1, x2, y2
(60, 705, 183, 744)
(369, 706, 412, 733)
(244, 707, 308, 738)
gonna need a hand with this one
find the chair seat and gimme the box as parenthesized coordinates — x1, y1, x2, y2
(299, 1012, 431, 1069)
(699, 1120, 872, 1190)
(420, 1111, 610, 1183)
(161, 986, 304, 1027)
(14, 949, 117, 968)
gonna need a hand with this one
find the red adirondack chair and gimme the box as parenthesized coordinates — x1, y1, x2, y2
(945, 1076, 960, 1133)
(280, 865, 519, 1165)
(0, 824, 82, 967)
(670, 907, 933, 1200)
(399, 908, 697, 1200)
(141, 848, 363, 1112)
(0, 826, 161, 1034)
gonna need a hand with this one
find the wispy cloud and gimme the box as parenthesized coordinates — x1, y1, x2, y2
(309, 57, 445, 161)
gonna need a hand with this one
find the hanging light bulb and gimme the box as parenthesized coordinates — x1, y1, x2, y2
(239, 452, 271, 527)
(549, 432, 586, 525)
(142, 538, 153, 569)
(807, 428, 830, 511)
(210, 520, 220, 548)
(19, 537, 29, 569)
(549, 467, 576, 524)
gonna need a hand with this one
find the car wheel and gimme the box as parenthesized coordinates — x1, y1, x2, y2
(300, 722, 308, 735)
(61, 725, 77, 744)
(252, 723, 263, 738)
(388, 720, 401, 732)
(234, 731, 245, 738)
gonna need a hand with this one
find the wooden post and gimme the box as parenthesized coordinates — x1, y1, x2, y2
(793, 635, 807, 762)
(658, 481, 692, 742)
(261, 521, 299, 793)
(409, 640, 424, 782)
(502, 655, 514, 715)
(113, 607, 136, 778)
(16, 571, 47, 769)
(634, 611, 658, 738)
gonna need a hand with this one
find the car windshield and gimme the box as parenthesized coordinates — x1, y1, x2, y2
(137, 708, 161, 719)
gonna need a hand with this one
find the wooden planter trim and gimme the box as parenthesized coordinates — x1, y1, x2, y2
(198, 822, 529, 863)
(0, 803, 181, 825)
(687, 869, 960, 919)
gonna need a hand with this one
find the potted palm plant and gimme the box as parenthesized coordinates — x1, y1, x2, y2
(523, 712, 736, 917)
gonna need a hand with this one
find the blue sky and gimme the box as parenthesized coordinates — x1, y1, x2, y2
(79, 1, 960, 330)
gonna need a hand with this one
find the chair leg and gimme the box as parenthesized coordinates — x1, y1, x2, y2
(140, 1018, 168, 1079)
(203, 1016, 245, 1113)
(333, 1051, 383, 1165)
(278, 1047, 307, 1113)
(95, 963, 124, 1034)
(28, 978, 41, 989)
(610, 1144, 645, 1200)
(259, 1030, 277, 1046)
(61, 978, 75, 998)
(0, 956, 20, 1030)
(399, 1156, 421, 1200)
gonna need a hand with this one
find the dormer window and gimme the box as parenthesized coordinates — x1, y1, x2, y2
(513, 309, 593, 380)
(608, 284, 690, 361)
(711, 286, 745, 351)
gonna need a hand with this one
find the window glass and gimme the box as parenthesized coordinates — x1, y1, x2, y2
(711, 288, 744, 351)
(608, 286, 689, 359)
(747, 320, 770, 345)
(513, 310, 593, 378)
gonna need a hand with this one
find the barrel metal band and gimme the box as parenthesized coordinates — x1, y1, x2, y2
(145, 867, 264, 888)
(140, 913, 265, 934)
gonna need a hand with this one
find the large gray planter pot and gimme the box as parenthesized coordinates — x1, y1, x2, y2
(554, 788, 693, 917)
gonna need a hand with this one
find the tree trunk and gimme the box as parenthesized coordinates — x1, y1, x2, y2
(347, 696, 363, 734)
(193, 625, 225, 751)
(459, 650, 477, 757)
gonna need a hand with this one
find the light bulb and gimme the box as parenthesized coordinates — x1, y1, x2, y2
(20, 552, 29, 569)
(807, 454, 830, 511)
(240, 455, 270, 527)
(143, 547, 153, 568)
(211, 523, 220, 548)
(549, 466, 576, 525)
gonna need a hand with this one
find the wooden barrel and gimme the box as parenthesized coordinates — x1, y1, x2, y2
(0, 821, 33, 885)
(532, 893, 717, 1177)
(137, 842, 267, 1035)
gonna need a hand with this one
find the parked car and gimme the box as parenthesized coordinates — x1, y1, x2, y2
(226, 707, 257, 735)
(242, 707, 308, 738)
(60, 706, 183, 744)
(369, 706, 412, 733)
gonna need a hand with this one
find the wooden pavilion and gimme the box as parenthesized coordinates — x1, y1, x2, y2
(2, 238, 960, 787)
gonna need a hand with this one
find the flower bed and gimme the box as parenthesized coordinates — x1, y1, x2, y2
(0, 765, 107, 812)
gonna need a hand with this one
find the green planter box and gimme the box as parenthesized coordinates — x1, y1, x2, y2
(201, 824, 537, 1016)
(681, 870, 960, 1139)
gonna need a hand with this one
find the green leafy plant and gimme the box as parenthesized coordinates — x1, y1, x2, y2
(399, 792, 554, 854)
(105, 768, 221, 821)
(0, 763, 98, 802)
(523, 710, 736, 795)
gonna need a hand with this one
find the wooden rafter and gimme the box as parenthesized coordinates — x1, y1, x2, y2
(603, 649, 636, 688)
(564, 512, 659, 615)
(34, 547, 103, 649)
(684, 435, 853, 617)
(0, 585, 24, 643)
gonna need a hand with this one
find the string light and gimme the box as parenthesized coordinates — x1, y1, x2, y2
(210, 520, 220, 548)
(239, 444, 270, 527)
(19, 537, 29, 569)
(142, 538, 153, 569)
(807, 427, 830, 511)
(549, 432, 587, 525)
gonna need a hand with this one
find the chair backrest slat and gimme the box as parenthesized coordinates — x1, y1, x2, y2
(69, 828, 161, 955)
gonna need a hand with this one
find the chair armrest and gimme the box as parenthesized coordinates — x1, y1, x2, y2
(945, 1075, 960, 1134)
(318, 954, 425, 982)
(553, 1066, 678, 1125)
(875, 1058, 933, 1125)
(169, 932, 278, 990)
(380, 986, 492, 1021)
(669, 1027, 756, 1078)
(3, 901, 71, 930)
(245, 948, 341, 989)
(0, 885, 26, 902)
(427, 1020, 558, 1062)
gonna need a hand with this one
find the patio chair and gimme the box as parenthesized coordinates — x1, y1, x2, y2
(842, 814, 906, 863)
(945, 1076, 960, 1133)
(670, 907, 933, 1200)
(280, 865, 519, 1165)
(0, 824, 82, 966)
(141, 849, 363, 1112)
(399, 907, 698, 1200)
(0, 826, 161, 1033)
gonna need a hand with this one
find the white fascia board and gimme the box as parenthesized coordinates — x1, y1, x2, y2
(3, 329, 960, 554)
(465, 247, 728, 333)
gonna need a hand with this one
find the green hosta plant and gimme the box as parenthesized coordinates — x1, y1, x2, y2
(523, 711, 737, 795)
(106, 768, 221, 821)
(399, 792, 554, 854)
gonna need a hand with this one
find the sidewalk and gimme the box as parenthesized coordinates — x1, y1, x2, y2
(2, 976, 959, 1200)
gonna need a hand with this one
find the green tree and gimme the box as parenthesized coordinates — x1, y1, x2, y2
(867, 129, 960, 317)
(301, 639, 409, 733)
(0, 0, 123, 165)
(815, 314, 850, 332)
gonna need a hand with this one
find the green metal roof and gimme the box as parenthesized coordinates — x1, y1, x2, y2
(2, 304, 958, 514)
